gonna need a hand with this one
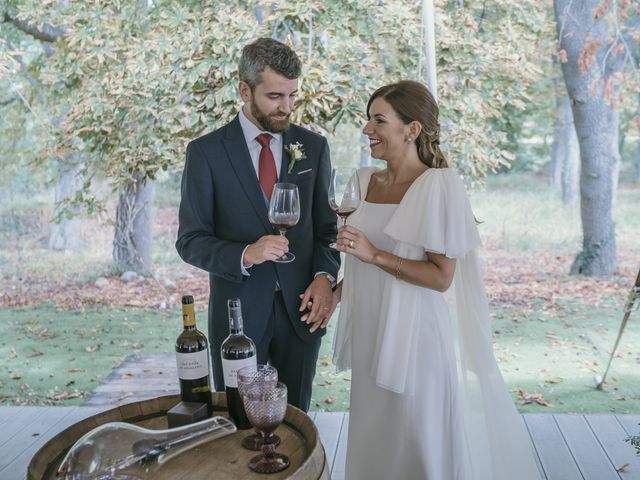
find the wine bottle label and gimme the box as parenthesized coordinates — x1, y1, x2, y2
(176, 350, 210, 380)
(221, 356, 257, 388)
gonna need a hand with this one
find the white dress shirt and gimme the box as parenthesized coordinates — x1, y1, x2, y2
(238, 107, 282, 275)
(238, 106, 283, 179)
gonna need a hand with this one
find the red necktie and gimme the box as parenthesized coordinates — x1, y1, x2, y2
(256, 133, 277, 200)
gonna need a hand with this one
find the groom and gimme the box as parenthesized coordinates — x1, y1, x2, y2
(175, 38, 340, 411)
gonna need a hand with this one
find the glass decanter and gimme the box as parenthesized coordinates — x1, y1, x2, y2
(56, 416, 236, 479)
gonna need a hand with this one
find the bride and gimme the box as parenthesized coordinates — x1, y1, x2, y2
(328, 80, 542, 479)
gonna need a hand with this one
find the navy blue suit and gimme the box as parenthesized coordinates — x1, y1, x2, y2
(176, 115, 340, 410)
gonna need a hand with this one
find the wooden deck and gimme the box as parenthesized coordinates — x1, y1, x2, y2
(0, 406, 638, 479)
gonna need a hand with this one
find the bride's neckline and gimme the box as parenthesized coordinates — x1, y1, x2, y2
(362, 168, 435, 205)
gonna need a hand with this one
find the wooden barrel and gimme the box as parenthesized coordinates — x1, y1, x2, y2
(28, 393, 329, 480)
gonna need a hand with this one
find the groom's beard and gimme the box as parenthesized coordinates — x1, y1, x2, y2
(251, 102, 291, 133)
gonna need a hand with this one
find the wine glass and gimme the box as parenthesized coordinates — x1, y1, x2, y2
(237, 364, 279, 451)
(243, 382, 290, 474)
(328, 168, 360, 249)
(268, 183, 300, 263)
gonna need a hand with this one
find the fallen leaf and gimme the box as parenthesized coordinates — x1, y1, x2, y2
(516, 388, 553, 407)
(132, 342, 144, 349)
(544, 377, 564, 384)
(51, 390, 82, 401)
(9, 348, 18, 359)
(616, 464, 629, 473)
(28, 351, 44, 358)
(66, 368, 85, 373)
(324, 396, 336, 404)
(10, 372, 21, 380)
(85, 344, 101, 353)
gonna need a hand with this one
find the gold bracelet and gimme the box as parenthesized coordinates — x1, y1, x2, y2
(395, 256, 403, 279)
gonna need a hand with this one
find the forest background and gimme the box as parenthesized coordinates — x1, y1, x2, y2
(0, 0, 639, 414)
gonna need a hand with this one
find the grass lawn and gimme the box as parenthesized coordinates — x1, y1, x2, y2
(1, 297, 638, 413)
(0, 173, 639, 413)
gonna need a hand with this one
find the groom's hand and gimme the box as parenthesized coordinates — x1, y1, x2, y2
(243, 235, 289, 265)
(299, 276, 333, 333)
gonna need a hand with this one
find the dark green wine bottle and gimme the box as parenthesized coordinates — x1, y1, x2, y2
(175, 295, 212, 413)
(221, 298, 257, 429)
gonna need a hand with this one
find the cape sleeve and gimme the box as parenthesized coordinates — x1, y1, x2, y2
(383, 168, 481, 258)
(367, 168, 483, 394)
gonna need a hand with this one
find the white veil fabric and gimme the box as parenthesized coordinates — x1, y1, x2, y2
(333, 167, 541, 480)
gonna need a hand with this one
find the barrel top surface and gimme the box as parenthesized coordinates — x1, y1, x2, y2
(29, 394, 326, 480)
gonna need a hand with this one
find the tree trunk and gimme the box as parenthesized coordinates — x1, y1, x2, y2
(549, 95, 564, 188)
(550, 94, 580, 203)
(554, 0, 621, 276)
(636, 138, 640, 183)
(637, 96, 640, 183)
(48, 158, 83, 251)
(113, 174, 155, 274)
(359, 135, 372, 167)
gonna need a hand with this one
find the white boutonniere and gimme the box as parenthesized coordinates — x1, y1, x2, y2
(284, 142, 307, 173)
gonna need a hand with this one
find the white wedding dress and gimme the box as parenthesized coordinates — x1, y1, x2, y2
(333, 167, 542, 480)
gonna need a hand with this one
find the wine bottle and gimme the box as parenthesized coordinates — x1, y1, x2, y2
(175, 295, 212, 412)
(220, 298, 257, 429)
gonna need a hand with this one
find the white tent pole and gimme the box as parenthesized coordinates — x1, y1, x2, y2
(422, 0, 438, 103)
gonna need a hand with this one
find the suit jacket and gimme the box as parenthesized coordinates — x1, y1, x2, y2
(176, 115, 340, 346)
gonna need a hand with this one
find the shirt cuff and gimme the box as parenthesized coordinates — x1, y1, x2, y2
(314, 271, 336, 289)
(241, 245, 253, 276)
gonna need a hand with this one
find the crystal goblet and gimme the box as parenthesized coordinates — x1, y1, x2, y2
(243, 382, 290, 474)
(237, 364, 279, 451)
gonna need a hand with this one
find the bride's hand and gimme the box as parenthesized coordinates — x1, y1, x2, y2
(336, 225, 378, 263)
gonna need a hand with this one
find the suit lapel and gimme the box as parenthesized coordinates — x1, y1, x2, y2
(221, 116, 272, 233)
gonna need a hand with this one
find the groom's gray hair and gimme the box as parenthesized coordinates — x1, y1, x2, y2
(239, 37, 301, 89)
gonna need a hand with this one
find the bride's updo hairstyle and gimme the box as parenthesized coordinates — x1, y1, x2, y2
(366, 80, 448, 169)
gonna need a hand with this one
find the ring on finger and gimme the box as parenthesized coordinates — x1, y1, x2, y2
(349, 240, 354, 248)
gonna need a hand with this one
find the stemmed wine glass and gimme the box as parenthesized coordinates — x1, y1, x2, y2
(243, 382, 290, 474)
(237, 364, 279, 451)
(268, 183, 300, 263)
(328, 168, 361, 249)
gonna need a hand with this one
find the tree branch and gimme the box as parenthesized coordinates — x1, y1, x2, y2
(0, 97, 18, 106)
(477, 0, 487, 33)
(3, 12, 63, 43)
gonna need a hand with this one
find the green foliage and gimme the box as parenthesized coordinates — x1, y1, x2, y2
(627, 431, 640, 456)
(5, 0, 553, 215)
(437, 0, 553, 178)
